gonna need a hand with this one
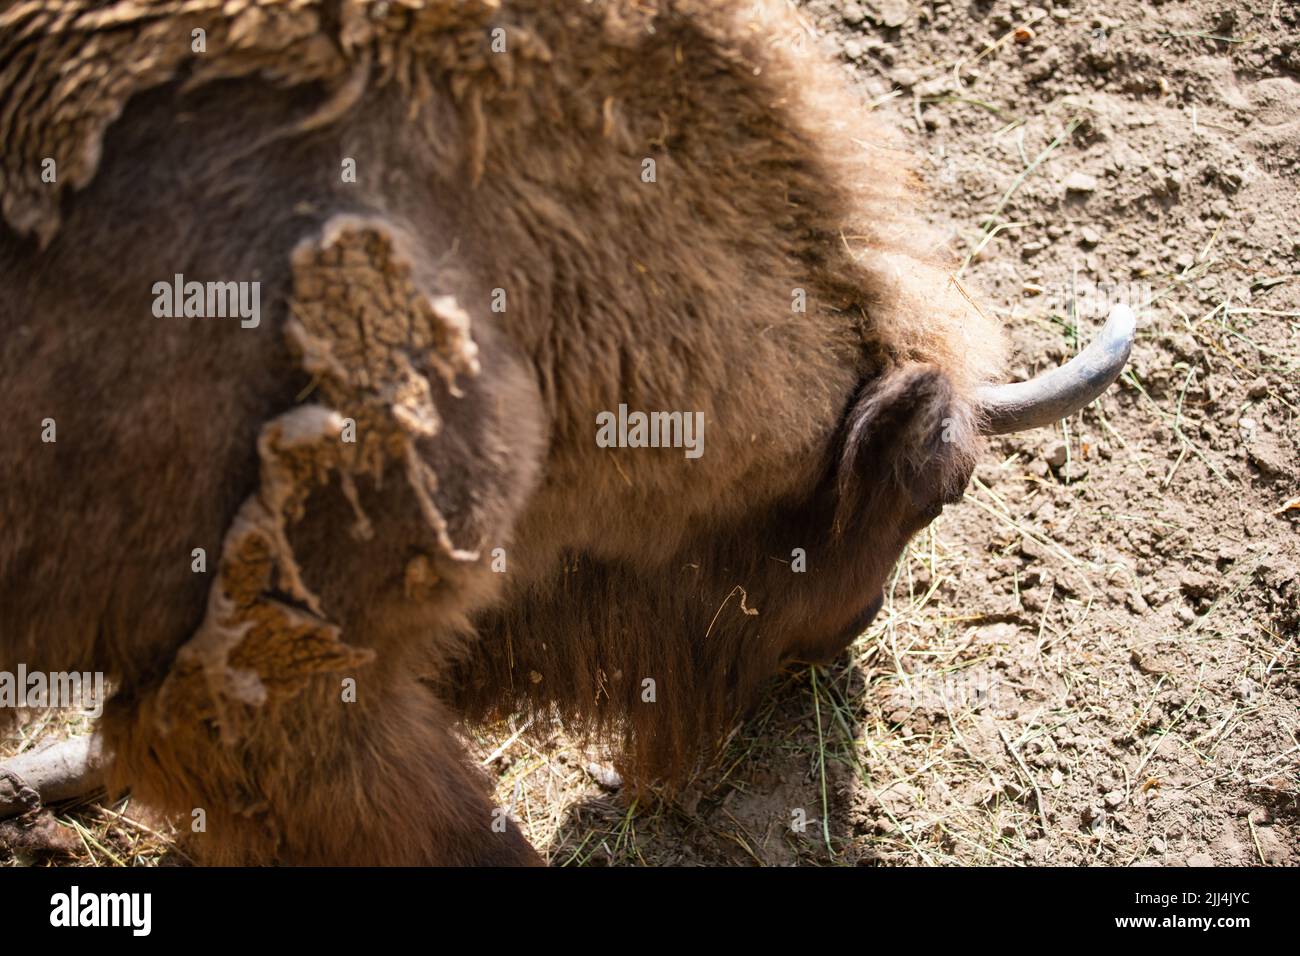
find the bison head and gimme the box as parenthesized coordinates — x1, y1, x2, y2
(460, 304, 1134, 779)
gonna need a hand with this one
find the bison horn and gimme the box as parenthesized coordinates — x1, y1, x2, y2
(976, 304, 1136, 435)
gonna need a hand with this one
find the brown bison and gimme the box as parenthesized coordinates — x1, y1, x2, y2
(0, 0, 1132, 864)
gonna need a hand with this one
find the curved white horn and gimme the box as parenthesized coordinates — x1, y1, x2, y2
(977, 304, 1136, 435)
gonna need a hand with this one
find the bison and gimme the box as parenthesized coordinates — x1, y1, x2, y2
(0, 0, 1133, 865)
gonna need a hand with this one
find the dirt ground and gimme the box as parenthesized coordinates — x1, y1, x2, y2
(3, 0, 1296, 867)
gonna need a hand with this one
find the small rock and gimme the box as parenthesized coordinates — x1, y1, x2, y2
(915, 77, 953, 99)
(1179, 570, 1216, 600)
(584, 762, 624, 790)
(1080, 226, 1102, 246)
(1104, 790, 1124, 809)
(1217, 542, 1245, 564)
(1247, 377, 1270, 399)
(1186, 852, 1215, 867)
(841, 1, 867, 24)
(1247, 434, 1293, 479)
(1044, 441, 1068, 469)
(1130, 647, 1173, 676)
(1152, 836, 1167, 853)
(1064, 171, 1099, 193)
(874, 0, 910, 28)
(1059, 460, 1089, 482)
(1020, 536, 1048, 561)
(891, 66, 918, 87)
(1235, 677, 1261, 702)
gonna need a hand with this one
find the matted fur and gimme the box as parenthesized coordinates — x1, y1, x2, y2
(1, 0, 1003, 386)
(0, 0, 1007, 863)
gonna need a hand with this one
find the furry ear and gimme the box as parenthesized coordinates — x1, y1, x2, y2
(835, 363, 978, 533)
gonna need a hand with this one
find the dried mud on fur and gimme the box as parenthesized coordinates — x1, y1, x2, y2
(4, 0, 1298, 867)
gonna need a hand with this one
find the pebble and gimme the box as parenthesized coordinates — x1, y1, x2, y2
(891, 66, 918, 87)
(1178, 569, 1216, 599)
(1235, 677, 1261, 702)
(1186, 852, 1215, 867)
(1064, 171, 1098, 192)
(876, 0, 910, 28)
(1248, 807, 1273, 826)
(1059, 460, 1089, 482)
(1044, 441, 1068, 469)
(1080, 225, 1102, 246)
(584, 762, 624, 790)
(1020, 536, 1049, 561)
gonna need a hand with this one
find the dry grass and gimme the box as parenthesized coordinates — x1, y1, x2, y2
(1, 710, 178, 867)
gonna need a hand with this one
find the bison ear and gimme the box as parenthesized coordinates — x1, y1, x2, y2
(835, 363, 977, 531)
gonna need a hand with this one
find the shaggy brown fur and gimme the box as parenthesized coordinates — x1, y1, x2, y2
(0, 0, 1005, 864)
